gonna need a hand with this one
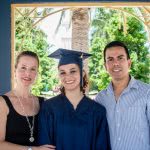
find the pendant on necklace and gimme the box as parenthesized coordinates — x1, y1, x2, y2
(29, 137, 34, 142)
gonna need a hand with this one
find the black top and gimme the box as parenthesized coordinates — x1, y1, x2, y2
(2, 95, 43, 146)
(39, 94, 111, 150)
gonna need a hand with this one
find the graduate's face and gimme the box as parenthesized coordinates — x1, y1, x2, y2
(58, 63, 81, 92)
(104, 46, 131, 82)
(15, 56, 38, 88)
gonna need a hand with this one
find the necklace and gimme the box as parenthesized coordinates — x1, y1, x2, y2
(13, 91, 35, 143)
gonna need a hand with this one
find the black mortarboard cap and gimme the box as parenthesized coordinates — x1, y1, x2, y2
(49, 48, 91, 87)
(49, 48, 91, 66)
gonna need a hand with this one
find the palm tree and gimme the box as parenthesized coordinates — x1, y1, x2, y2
(71, 8, 89, 51)
(71, 8, 90, 72)
(54, 8, 90, 71)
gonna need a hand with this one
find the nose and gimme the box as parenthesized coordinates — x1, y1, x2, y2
(25, 69, 31, 76)
(113, 59, 119, 66)
(65, 73, 72, 79)
(113, 59, 119, 64)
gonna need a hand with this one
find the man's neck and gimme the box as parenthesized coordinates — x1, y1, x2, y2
(112, 75, 130, 101)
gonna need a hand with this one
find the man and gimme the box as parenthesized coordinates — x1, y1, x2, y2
(95, 41, 150, 150)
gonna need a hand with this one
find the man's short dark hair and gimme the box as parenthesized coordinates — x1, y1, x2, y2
(104, 41, 130, 62)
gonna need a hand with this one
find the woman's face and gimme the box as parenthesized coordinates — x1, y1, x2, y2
(58, 63, 80, 92)
(15, 56, 39, 87)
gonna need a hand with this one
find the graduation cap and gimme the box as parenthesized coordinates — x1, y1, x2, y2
(49, 48, 91, 87)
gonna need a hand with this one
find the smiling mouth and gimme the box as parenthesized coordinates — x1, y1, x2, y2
(113, 68, 122, 72)
(113, 69, 120, 72)
(65, 81, 74, 84)
(22, 77, 31, 81)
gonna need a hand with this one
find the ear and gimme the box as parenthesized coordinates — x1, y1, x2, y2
(14, 69, 16, 78)
(128, 59, 132, 68)
(104, 62, 107, 71)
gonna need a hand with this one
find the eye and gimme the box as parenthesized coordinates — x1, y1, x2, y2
(70, 70, 77, 74)
(21, 66, 26, 70)
(118, 56, 125, 61)
(31, 68, 36, 71)
(59, 71, 66, 75)
(119, 57, 123, 60)
(107, 58, 113, 62)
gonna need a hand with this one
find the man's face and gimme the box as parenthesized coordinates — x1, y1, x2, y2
(104, 46, 131, 81)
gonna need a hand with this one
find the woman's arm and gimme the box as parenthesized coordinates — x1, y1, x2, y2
(95, 107, 111, 150)
(0, 96, 55, 150)
(38, 102, 54, 145)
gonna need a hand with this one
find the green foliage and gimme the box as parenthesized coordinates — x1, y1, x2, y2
(90, 8, 150, 91)
(15, 8, 150, 95)
(89, 37, 111, 90)
(15, 8, 58, 96)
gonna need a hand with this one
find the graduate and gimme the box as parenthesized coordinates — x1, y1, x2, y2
(38, 48, 111, 150)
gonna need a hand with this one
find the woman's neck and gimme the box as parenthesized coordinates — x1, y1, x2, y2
(65, 89, 84, 109)
(13, 86, 32, 99)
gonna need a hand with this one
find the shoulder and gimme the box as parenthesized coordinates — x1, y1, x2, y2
(45, 94, 62, 104)
(0, 95, 5, 104)
(38, 96, 45, 101)
(0, 95, 9, 115)
(41, 94, 62, 110)
(134, 79, 150, 95)
(96, 88, 107, 97)
(0, 94, 9, 104)
(136, 79, 150, 89)
(85, 96, 106, 114)
(38, 96, 45, 104)
(94, 88, 108, 104)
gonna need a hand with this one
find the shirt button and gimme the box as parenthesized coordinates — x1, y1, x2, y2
(118, 137, 121, 141)
(116, 110, 119, 113)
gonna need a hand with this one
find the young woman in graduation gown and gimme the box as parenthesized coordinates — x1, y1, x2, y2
(38, 49, 111, 150)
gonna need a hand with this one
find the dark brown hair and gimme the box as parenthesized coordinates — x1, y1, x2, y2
(15, 51, 39, 68)
(104, 41, 130, 62)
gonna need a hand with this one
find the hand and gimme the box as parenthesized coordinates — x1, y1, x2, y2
(33, 145, 56, 150)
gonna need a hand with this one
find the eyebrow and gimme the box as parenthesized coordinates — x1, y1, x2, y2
(70, 68, 77, 70)
(20, 64, 37, 68)
(106, 54, 125, 59)
(59, 67, 77, 72)
(118, 55, 125, 57)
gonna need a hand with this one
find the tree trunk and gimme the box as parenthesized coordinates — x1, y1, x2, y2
(72, 8, 89, 52)
(72, 8, 89, 71)
(71, 8, 90, 92)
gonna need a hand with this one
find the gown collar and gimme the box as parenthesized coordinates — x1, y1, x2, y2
(61, 94, 90, 112)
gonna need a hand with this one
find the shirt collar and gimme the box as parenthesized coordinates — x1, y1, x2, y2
(127, 76, 138, 90)
(106, 76, 138, 94)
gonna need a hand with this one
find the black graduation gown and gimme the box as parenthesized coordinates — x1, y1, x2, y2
(38, 94, 111, 150)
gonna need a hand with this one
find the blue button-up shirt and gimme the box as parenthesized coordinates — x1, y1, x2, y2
(95, 77, 150, 150)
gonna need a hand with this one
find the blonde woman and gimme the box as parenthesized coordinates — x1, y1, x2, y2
(0, 51, 55, 150)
